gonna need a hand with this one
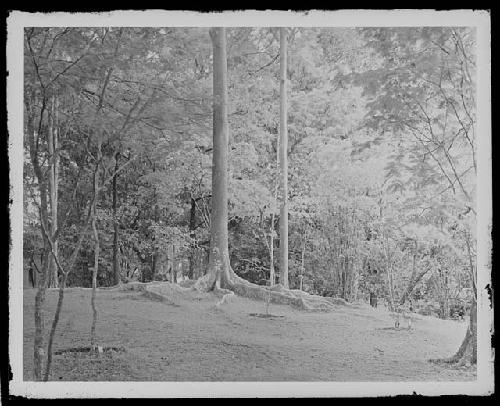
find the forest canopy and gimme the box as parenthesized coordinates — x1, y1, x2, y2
(23, 26, 476, 321)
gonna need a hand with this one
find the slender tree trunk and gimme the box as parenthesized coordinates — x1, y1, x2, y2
(90, 148, 101, 348)
(171, 245, 177, 284)
(269, 225, 275, 286)
(34, 244, 49, 381)
(152, 253, 156, 279)
(279, 27, 289, 289)
(90, 201, 99, 348)
(189, 197, 197, 279)
(30, 93, 98, 379)
(47, 96, 59, 288)
(300, 236, 306, 290)
(269, 130, 280, 287)
(43, 272, 67, 381)
(168, 244, 173, 282)
(464, 231, 477, 299)
(440, 273, 450, 318)
(151, 202, 160, 279)
(387, 269, 395, 311)
(42, 186, 97, 380)
(384, 245, 396, 311)
(112, 152, 121, 285)
(194, 28, 331, 311)
(26, 99, 50, 380)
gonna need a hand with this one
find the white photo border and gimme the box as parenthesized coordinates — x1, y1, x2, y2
(7, 9, 493, 398)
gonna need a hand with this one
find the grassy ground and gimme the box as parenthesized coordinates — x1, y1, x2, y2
(23, 286, 476, 381)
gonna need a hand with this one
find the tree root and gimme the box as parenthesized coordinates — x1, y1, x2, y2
(193, 268, 348, 312)
(215, 290, 235, 306)
(120, 274, 348, 312)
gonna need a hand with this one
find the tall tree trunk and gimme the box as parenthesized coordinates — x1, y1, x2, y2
(47, 95, 59, 288)
(387, 268, 395, 311)
(269, 132, 280, 287)
(300, 235, 306, 291)
(152, 253, 156, 280)
(193, 28, 332, 311)
(42, 173, 98, 380)
(279, 27, 289, 289)
(26, 98, 50, 380)
(151, 202, 160, 278)
(28, 89, 98, 379)
(90, 148, 101, 348)
(43, 272, 67, 381)
(269, 225, 275, 286)
(384, 242, 396, 312)
(188, 197, 197, 279)
(194, 27, 231, 291)
(170, 244, 177, 284)
(112, 152, 121, 285)
(34, 226, 49, 381)
(88, 35, 118, 342)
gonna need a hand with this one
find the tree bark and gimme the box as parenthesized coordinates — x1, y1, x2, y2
(279, 27, 289, 289)
(152, 253, 157, 279)
(188, 197, 197, 279)
(43, 272, 67, 381)
(112, 152, 121, 285)
(194, 27, 232, 291)
(269, 226, 275, 286)
(26, 98, 50, 380)
(300, 236, 306, 290)
(41, 187, 97, 380)
(47, 95, 59, 288)
(386, 259, 396, 311)
(432, 300, 477, 365)
(190, 27, 339, 312)
(90, 148, 101, 348)
(170, 244, 177, 284)
(151, 202, 160, 279)
(33, 247, 49, 381)
(269, 133, 279, 287)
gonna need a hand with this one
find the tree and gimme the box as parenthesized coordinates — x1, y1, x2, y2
(24, 27, 152, 378)
(111, 151, 121, 285)
(190, 28, 340, 312)
(46, 95, 60, 288)
(279, 27, 289, 289)
(357, 27, 477, 364)
(194, 27, 232, 290)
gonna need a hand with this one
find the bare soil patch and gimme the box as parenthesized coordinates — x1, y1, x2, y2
(23, 286, 476, 381)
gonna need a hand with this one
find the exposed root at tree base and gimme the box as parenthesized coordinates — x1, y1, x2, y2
(120, 275, 349, 312)
(192, 270, 349, 312)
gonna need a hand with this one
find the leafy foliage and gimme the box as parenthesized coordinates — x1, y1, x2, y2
(24, 27, 476, 318)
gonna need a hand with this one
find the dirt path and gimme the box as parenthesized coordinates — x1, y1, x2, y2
(22, 287, 476, 381)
